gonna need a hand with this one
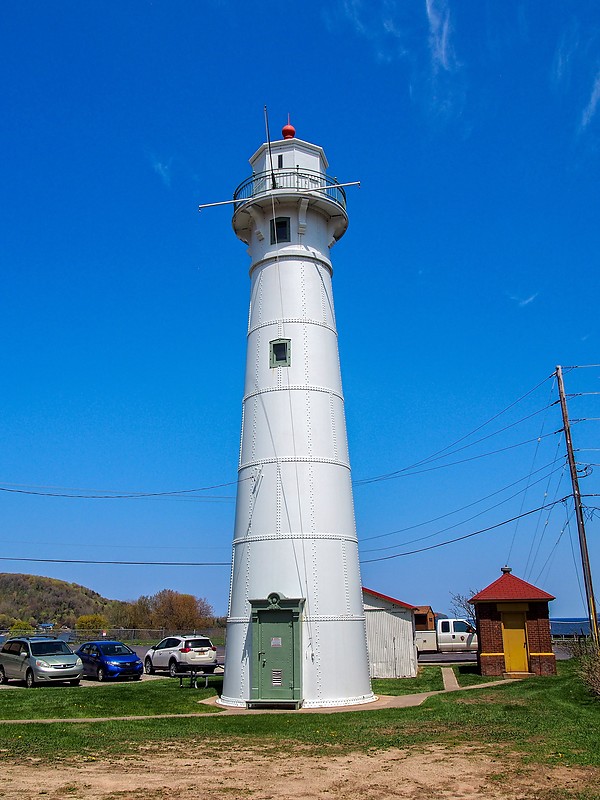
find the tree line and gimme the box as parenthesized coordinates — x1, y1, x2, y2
(0, 575, 216, 633)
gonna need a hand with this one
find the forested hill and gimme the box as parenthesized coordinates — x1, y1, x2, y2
(0, 573, 122, 628)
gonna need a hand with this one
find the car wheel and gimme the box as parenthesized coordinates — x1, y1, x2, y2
(0, 666, 8, 685)
(70, 679, 81, 686)
(25, 669, 35, 689)
(144, 657, 154, 675)
(97, 666, 106, 682)
(169, 659, 179, 678)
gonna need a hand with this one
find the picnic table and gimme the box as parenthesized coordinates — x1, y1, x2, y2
(173, 668, 223, 689)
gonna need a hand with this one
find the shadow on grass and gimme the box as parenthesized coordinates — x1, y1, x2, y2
(456, 664, 479, 676)
(454, 664, 500, 687)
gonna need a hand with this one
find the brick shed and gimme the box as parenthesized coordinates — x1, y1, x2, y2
(470, 567, 556, 677)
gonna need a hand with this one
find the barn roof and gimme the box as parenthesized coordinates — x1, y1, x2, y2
(470, 569, 555, 603)
(362, 587, 417, 610)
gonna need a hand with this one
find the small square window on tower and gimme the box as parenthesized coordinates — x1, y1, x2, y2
(270, 216, 291, 245)
(269, 338, 291, 368)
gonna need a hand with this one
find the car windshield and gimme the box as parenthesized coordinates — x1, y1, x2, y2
(30, 641, 72, 656)
(186, 639, 211, 648)
(98, 643, 134, 656)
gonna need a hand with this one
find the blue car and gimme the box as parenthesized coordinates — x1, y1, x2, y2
(76, 640, 144, 681)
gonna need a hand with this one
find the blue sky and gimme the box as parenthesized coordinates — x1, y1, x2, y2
(2, 1, 599, 618)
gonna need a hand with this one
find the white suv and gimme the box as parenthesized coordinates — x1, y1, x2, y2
(144, 635, 217, 677)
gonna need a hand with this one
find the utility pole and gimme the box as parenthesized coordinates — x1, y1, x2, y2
(556, 365, 599, 646)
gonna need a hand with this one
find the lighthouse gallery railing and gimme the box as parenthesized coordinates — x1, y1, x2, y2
(233, 168, 346, 209)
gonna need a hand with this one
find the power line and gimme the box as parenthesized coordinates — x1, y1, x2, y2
(354, 374, 554, 485)
(360, 498, 568, 564)
(524, 466, 567, 581)
(0, 429, 560, 499)
(0, 556, 231, 567)
(356, 430, 559, 485)
(533, 504, 573, 585)
(0, 377, 560, 500)
(0, 538, 231, 551)
(0, 479, 243, 500)
(360, 462, 565, 553)
(360, 404, 556, 485)
(506, 376, 557, 564)
(0, 499, 579, 568)
(360, 459, 563, 543)
(523, 437, 565, 579)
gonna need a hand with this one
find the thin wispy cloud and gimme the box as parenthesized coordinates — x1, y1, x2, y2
(508, 292, 539, 308)
(425, 0, 455, 73)
(580, 70, 600, 131)
(551, 24, 580, 89)
(339, 0, 367, 39)
(330, 0, 413, 64)
(152, 158, 173, 188)
(327, 0, 464, 117)
(550, 17, 600, 140)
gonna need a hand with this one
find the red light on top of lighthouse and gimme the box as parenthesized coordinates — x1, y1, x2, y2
(282, 115, 295, 139)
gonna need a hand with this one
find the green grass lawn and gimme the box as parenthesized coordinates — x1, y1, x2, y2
(372, 665, 444, 694)
(453, 663, 503, 686)
(0, 662, 597, 773)
(0, 677, 223, 720)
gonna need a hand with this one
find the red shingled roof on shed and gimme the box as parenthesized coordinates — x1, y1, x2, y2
(362, 587, 416, 610)
(470, 572, 554, 603)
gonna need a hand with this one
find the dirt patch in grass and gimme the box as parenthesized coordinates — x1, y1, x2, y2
(454, 696, 529, 706)
(1, 743, 598, 799)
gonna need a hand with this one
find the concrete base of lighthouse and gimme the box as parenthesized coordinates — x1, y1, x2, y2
(217, 601, 377, 709)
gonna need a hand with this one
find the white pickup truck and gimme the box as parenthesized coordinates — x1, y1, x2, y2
(415, 618, 478, 653)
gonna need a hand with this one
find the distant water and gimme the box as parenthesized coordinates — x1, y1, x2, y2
(551, 617, 590, 636)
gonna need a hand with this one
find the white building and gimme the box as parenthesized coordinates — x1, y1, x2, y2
(363, 588, 418, 679)
(218, 121, 375, 709)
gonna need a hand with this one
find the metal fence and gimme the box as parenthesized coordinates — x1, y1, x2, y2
(233, 168, 346, 208)
(1, 628, 166, 643)
(1, 626, 227, 646)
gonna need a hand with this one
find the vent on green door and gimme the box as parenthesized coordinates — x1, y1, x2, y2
(272, 669, 283, 686)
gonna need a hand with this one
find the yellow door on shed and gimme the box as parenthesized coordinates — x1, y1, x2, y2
(501, 612, 528, 672)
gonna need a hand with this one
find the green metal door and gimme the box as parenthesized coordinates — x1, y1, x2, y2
(257, 610, 295, 701)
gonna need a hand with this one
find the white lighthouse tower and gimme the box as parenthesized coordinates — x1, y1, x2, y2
(219, 120, 375, 709)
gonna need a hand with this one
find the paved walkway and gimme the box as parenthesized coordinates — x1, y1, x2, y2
(0, 676, 516, 724)
(201, 676, 514, 715)
(441, 667, 460, 691)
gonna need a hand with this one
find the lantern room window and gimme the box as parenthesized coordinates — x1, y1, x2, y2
(270, 339, 291, 368)
(270, 216, 291, 244)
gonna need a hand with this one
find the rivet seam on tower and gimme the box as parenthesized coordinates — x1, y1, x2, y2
(243, 385, 344, 402)
(248, 317, 337, 336)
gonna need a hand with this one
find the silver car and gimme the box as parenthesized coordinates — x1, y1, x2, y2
(0, 637, 83, 687)
(144, 635, 217, 677)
